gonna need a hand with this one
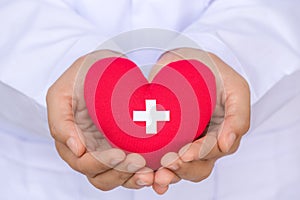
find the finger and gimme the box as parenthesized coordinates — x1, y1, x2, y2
(122, 167, 154, 189)
(149, 50, 183, 82)
(47, 58, 86, 156)
(173, 160, 215, 182)
(179, 127, 244, 163)
(56, 141, 126, 177)
(161, 152, 182, 170)
(163, 157, 215, 182)
(179, 133, 220, 161)
(154, 167, 181, 187)
(161, 151, 215, 182)
(88, 153, 146, 191)
(217, 105, 249, 154)
(150, 48, 214, 82)
(152, 183, 169, 195)
(209, 53, 250, 153)
(180, 139, 241, 163)
(152, 167, 181, 195)
(48, 92, 85, 156)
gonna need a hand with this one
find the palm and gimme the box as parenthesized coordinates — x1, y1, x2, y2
(72, 48, 226, 162)
(151, 48, 226, 157)
(73, 102, 111, 152)
(72, 51, 124, 154)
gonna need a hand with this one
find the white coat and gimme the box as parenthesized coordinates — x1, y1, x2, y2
(0, 0, 299, 199)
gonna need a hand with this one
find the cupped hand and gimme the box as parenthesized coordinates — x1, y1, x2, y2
(46, 50, 154, 191)
(149, 48, 250, 194)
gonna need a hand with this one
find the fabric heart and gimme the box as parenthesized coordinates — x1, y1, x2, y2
(84, 57, 216, 169)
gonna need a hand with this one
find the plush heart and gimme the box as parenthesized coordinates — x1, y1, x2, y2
(84, 57, 216, 169)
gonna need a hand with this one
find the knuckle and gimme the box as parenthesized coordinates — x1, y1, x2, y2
(230, 113, 250, 136)
(85, 170, 98, 179)
(243, 120, 251, 133)
(46, 88, 52, 102)
(190, 162, 214, 183)
(48, 122, 59, 139)
(74, 55, 86, 65)
(192, 170, 212, 183)
(240, 76, 250, 91)
(88, 178, 115, 191)
(76, 158, 102, 178)
(122, 180, 139, 189)
(237, 118, 250, 135)
(55, 142, 80, 173)
(228, 139, 241, 155)
(202, 168, 213, 180)
(229, 146, 239, 155)
(76, 160, 89, 175)
(54, 142, 65, 159)
(97, 185, 114, 191)
(46, 85, 56, 104)
(117, 171, 131, 182)
(68, 162, 81, 174)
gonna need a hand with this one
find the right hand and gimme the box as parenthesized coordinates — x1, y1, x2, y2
(149, 48, 250, 194)
(46, 50, 154, 191)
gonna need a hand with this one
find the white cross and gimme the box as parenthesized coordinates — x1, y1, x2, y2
(133, 99, 170, 134)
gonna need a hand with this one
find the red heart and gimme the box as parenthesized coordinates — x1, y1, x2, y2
(84, 57, 216, 169)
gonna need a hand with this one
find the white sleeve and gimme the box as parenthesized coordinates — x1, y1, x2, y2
(0, 0, 107, 106)
(182, 0, 300, 104)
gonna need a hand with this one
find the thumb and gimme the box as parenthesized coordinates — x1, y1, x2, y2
(46, 63, 86, 157)
(210, 53, 251, 153)
(217, 75, 251, 154)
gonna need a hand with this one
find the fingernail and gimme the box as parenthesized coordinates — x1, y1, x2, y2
(110, 158, 123, 166)
(168, 164, 179, 171)
(66, 137, 78, 155)
(136, 180, 147, 186)
(127, 163, 141, 173)
(225, 133, 236, 152)
(198, 146, 207, 159)
(157, 183, 167, 188)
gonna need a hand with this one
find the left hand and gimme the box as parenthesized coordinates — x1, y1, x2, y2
(149, 48, 251, 194)
(47, 50, 154, 191)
